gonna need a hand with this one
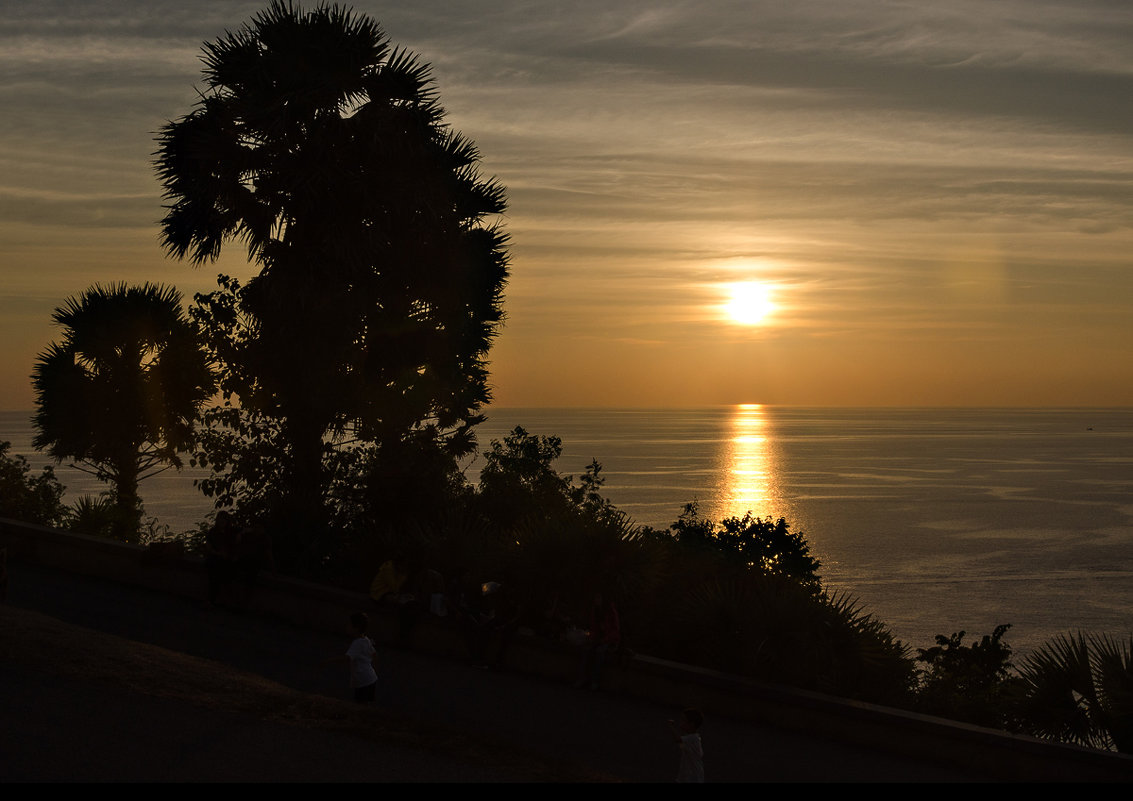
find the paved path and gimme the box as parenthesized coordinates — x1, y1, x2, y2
(2, 560, 988, 782)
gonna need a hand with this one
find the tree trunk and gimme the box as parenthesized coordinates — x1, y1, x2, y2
(274, 413, 329, 574)
(111, 454, 141, 543)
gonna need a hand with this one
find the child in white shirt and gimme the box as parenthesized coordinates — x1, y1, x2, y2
(345, 611, 378, 702)
(668, 707, 704, 783)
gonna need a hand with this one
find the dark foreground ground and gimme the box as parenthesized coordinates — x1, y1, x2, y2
(1, 560, 992, 782)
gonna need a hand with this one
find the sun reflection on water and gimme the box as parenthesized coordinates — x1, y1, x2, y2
(718, 403, 783, 522)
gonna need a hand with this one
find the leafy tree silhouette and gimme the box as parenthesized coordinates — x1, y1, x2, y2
(657, 501, 822, 588)
(914, 624, 1023, 729)
(31, 283, 213, 541)
(154, 2, 509, 570)
(0, 441, 67, 527)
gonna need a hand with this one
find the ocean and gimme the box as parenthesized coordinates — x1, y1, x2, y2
(3, 406, 1132, 655)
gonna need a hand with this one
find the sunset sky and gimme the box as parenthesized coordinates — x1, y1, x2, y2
(2, 0, 1131, 410)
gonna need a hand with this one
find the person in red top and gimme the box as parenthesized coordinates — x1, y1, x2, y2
(576, 591, 620, 690)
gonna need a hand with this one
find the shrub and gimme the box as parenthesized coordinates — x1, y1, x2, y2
(0, 441, 67, 526)
(914, 624, 1024, 729)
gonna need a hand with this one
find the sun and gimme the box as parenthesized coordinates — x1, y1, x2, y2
(723, 282, 775, 326)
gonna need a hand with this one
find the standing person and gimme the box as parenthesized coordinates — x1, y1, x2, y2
(344, 611, 379, 703)
(369, 554, 408, 603)
(668, 708, 705, 783)
(576, 591, 620, 690)
(370, 554, 416, 647)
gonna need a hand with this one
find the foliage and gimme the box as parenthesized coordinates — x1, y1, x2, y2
(389, 504, 506, 594)
(1014, 632, 1133, 753)
(615, 500, 915, 703)
(506, 508, 662, 625)
(468, 429, 910, 702)
(477, 427, 570, 526)
(572, 459, 620, 523)
(914, 624, 1024, 729)
(58, 493, 179, 546)
(65, 494, 119, 539)
(475, 426, 622, 534)
(332, 430, 474, 532)
(0, 441, 68, 526)
(157, 1, 509, 570)
(478, 427, 568, 492)
(190, 399, 291, 518)
(663, 571, 914, 705)
(648, 501, 821, 588)
(31, 283, 213, 541)
(189, 397, 474, 576)
(320, 433, 475, 583)
(469, 426, 647, 620)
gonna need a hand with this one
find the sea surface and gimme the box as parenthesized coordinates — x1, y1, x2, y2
(3, 406, 1132, 656)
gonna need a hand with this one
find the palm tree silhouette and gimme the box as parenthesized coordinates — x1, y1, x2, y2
(1016, 631, 1133, 753)
(32, 283, 213, 541)
(154, 1, 509, 565)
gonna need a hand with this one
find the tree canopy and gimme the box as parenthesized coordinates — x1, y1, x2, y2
(155, 1, 509, 569)
(650, 501, 822, 588)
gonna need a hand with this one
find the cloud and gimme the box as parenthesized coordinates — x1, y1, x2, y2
(2, 0, 1131, 407)
(0, 189, 159, 229)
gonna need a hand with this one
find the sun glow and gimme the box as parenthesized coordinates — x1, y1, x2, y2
(723, 281, 775, 326)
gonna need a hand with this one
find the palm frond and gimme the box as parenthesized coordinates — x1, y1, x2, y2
(1017, 632, 1103, 748)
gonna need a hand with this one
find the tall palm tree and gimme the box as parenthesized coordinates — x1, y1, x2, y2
(32, 283, 214, 541)
(154, 1, 509, 567)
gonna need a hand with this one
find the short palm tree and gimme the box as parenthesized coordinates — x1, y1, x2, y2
(1015, 631, 1133, 753)
(32, 282, 214, 541)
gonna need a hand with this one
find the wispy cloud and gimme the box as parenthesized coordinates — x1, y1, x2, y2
(1, 0, 1130, 406)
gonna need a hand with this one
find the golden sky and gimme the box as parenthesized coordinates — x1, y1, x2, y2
(2, 0, 1131, 409)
